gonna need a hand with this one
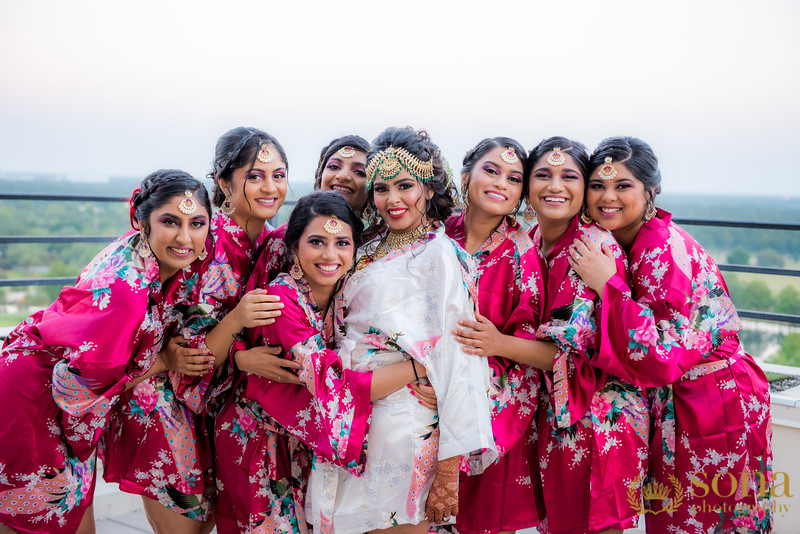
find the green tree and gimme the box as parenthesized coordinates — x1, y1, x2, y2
(42, 261, 75, 301)
(768, 333, 800, 367)
(727, 248, 750, 265)
(737, 280, 773, 311)
(776, 286, 800, 316)
(756, 248, 785, 268)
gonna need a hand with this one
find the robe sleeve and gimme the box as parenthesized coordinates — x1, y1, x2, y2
(242, 283, 372, 474)
(44, 280, 148, 455)
(538, 225, 627, 427)
(482, 243, 543, 455)
(593, 231, 738, 387)
(369, 238, 497, 472)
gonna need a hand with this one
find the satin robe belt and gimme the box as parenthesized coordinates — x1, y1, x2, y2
(678, 344, 745, 383)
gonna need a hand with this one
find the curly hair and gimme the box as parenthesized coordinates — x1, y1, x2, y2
(364, 126, 457, 231)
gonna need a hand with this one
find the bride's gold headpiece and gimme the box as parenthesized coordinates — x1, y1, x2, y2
(365, 146, 434, 189)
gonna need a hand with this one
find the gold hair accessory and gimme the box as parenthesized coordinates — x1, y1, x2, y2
(257, 143, 275, 164)
(338, 146, 356, 158)
(365, 146, 434, 189)
(547, 147, 566, 166)
(500, 147, 519, 165)
(179, 190, 199, 215)
(323, 215, 344, 235)
(598, 157, 617, 180)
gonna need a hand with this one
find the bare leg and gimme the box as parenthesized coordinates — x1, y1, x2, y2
(0, 523, 18, 534)
(600, 530, 623, 534)
(141, 496, 213, 534)
(76, 504, 96, 534)
(370, 521, 430, 534)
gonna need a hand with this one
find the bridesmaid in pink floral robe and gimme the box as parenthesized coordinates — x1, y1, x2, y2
(102, 129, 287, 531)
(571, 136, 772, 533)
(0, 171, 211, 533)
(525, 138, 648, 534)
(444, 137, 547, 534)
(215, 191, 421, 533)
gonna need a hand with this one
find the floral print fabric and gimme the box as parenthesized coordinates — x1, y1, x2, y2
(307, 226, 497, 534)
(594, 209, 773, 533)
(0, 232, 199, 532)
(445, 213, 547, 533)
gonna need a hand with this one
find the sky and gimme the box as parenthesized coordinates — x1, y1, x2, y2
(1, 0, 799, 197)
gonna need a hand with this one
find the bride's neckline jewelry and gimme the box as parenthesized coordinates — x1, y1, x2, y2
(356, 222, 433, 271)
(374, 223, 432, 257)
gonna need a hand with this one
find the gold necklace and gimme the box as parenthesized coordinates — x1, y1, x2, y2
(356, 223, 432, 271)
(374, 223, 431, 258)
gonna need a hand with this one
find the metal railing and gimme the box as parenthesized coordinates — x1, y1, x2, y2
(1, 194, 799, 327)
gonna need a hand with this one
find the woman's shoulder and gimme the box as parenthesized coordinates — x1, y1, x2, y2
(578, 221, 626, 260)
(266, 273, 301, 300)
(77, 232, 158, 295)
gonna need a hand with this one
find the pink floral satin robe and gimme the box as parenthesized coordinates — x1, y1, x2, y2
(214, 273, 372, 534)
(445, 213, 546, 533)
(102, 212, 269, 520)
(531, 216, 648, 534)
(0, 232, 200, 532)
(178, 210, 272, 412)
(593, 209, 773, 533)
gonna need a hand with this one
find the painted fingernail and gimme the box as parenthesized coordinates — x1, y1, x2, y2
(410, 390, 416, 396)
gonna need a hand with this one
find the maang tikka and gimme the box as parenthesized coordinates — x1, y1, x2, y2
(547, 147, 566, 166)
(324, 216, 344, 235)
(338, 146, 355, 158)
(179, 190, 198, 215)
(598, 157, 617, 180)
(257, 143, 275, 164)
(500, 147, 519, 165)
